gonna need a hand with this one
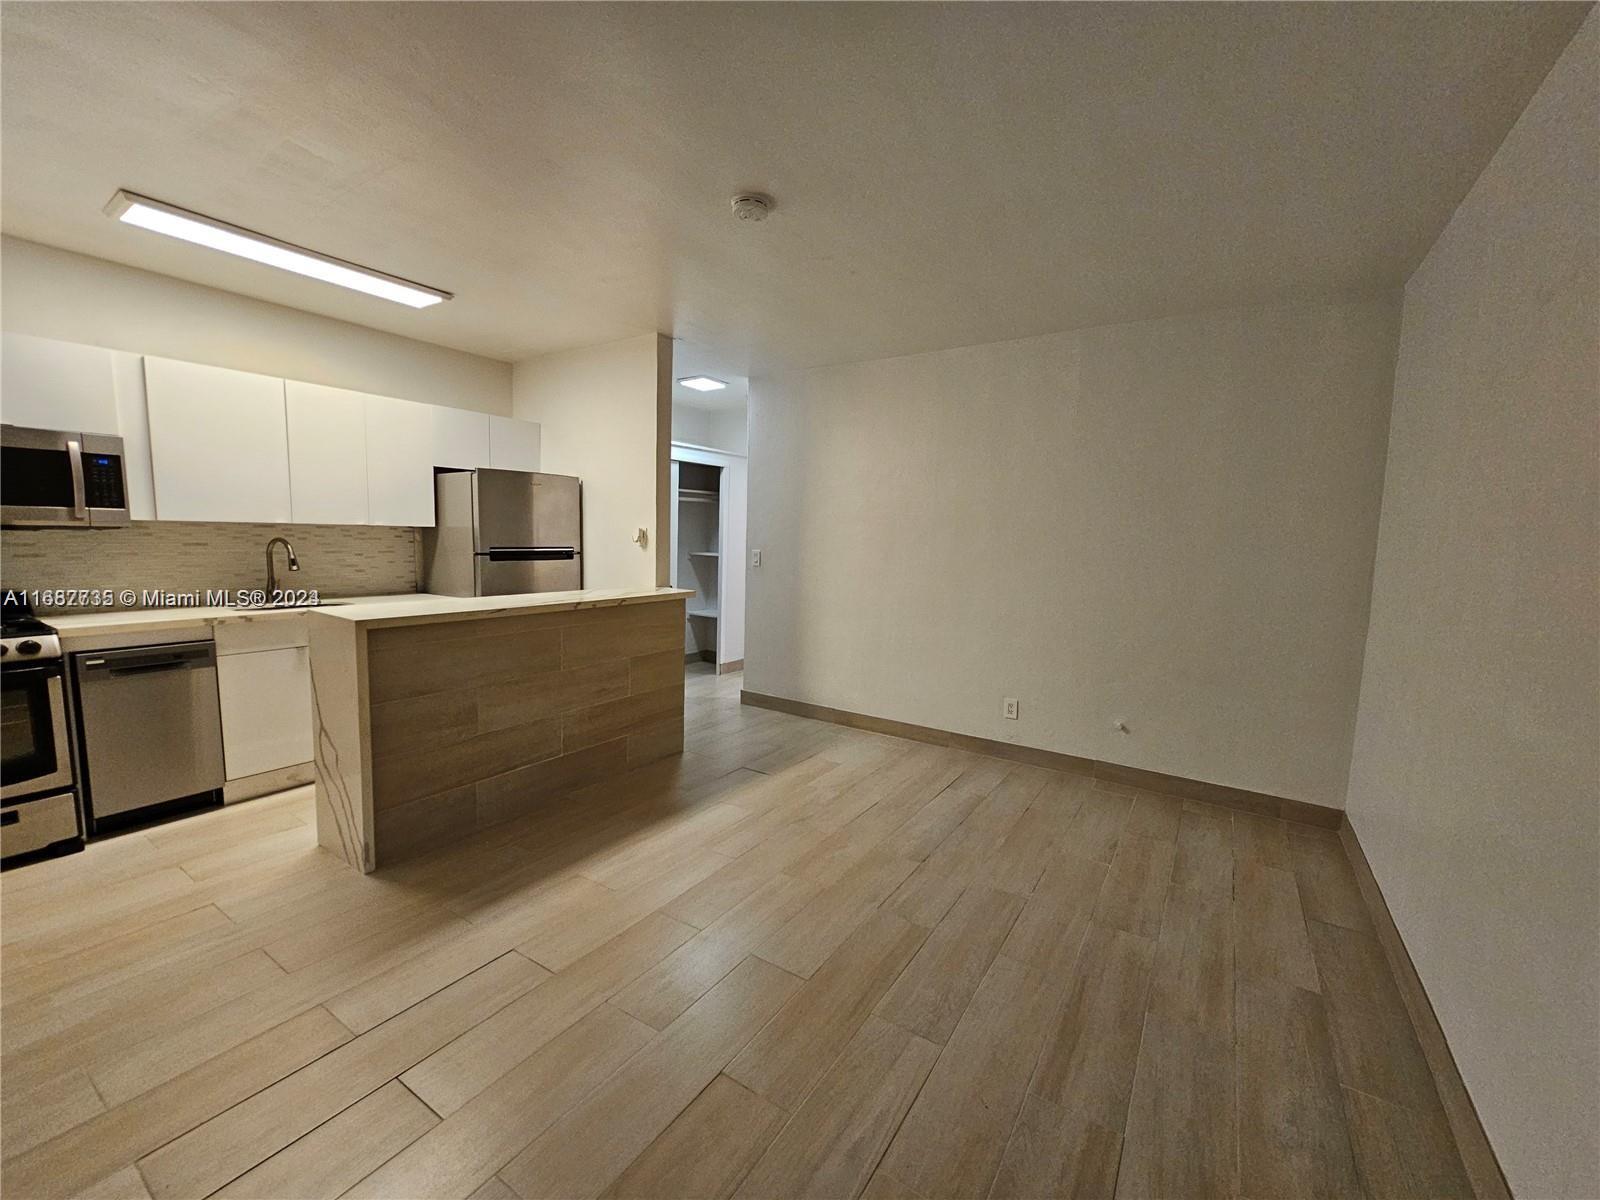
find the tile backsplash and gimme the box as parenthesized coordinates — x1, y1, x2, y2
(1, 521, 420, 613)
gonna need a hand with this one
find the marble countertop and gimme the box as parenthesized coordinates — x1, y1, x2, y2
(45, 593, 429, 639)
(309, 586, 694, 630)
(44, 588, 693, 639)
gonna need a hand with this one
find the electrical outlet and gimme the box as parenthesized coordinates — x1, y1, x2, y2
(751, 549, 762, 567)
(1003, 697, 1020, 720)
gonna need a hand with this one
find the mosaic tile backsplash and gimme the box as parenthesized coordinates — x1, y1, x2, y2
(1, 521, 421, 613)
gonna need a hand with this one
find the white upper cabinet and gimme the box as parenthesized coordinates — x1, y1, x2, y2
(1, 332, 120, 434)
(284, 381, 369, 525)
(489, 415, 541, 471)
(143, 357, 291, 523)
(365, 393, 435, 527)
(431, 405, 490, 470)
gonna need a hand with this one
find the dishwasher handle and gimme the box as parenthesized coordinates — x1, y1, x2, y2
(78, 642, 216, 676)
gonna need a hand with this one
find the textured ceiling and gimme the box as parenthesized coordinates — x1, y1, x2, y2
(1, 2, 1588, 370)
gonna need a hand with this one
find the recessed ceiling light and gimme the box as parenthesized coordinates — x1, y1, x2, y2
(103, 190, 452, 309)
(677, 376, 728, 392)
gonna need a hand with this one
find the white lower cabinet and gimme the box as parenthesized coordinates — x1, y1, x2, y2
(216, 645, 313, 781)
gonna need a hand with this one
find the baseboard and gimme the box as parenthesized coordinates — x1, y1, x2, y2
(739, 689, 1341, 829)
(1339, 817, 1511, 1200)
(716, 659, 745, 675)
(1093, 759, 1339, 828)
(223, 762, 314, 804)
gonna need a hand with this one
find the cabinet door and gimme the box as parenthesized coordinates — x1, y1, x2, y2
(216, 646, 313, 780)
(144, 357, 291, 523)
(285, 381, 369, 525)
(488, 416, 541, 471)
(431, 405, 490, 469)
(1, 332, 120, 434)
(365, 394, 435, 526)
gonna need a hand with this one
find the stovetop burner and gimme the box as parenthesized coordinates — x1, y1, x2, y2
(1, 593, 62, 663)
(2, 614, 54, 638)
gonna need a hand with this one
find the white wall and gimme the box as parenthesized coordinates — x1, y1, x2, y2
(0, 237, 511, 413)
(748, 295, 1401, 807)
(672, 403, 714, 447)
(514, 333, 670, 589)
(1344, 13, 1599, 1197)
(672, 402, 748, 454)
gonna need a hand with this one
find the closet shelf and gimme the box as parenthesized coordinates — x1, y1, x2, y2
(687, 608, 719, 620)
(678, 489, 719, 503)
(689, 551, 720, 559)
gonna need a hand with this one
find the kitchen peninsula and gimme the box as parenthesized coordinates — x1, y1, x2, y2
(309, 587, 691, 871)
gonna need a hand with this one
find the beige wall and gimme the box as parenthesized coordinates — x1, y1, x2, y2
(747, 295, 1401, 808)
(1345, 12, 1599, 1197)
(0, 237, 511, 413)
(513, 333, 671, 590)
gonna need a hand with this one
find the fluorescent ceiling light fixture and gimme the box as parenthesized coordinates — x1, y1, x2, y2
(104, 190, 452, 309)
(677, 376, 727, 392)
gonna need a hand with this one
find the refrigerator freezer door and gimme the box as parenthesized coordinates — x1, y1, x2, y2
(475, 555, 540, 596)
(532, 555, 582, 592)
(471, 469, 537, 552)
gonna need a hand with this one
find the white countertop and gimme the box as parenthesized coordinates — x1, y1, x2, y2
(309, 586, 694, 630)
(45, 593, 435, 639)
(45, 588, 692, 639)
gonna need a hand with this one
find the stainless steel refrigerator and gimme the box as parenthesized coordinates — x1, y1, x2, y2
(421, 469, 583, 596)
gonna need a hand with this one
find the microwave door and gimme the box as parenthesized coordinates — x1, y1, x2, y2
(0, 426, 87, 526)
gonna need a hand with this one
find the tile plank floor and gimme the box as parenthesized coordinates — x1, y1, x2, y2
(1, 666, 1474, 1199)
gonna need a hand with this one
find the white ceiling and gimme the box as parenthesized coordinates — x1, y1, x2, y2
(671, 341, 748, 413)
(0, 3, 1588, 373)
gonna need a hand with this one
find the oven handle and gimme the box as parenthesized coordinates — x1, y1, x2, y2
(0, 659, 64, 677)
(66, 438, 88, 519)
(46, 674, 68, 762)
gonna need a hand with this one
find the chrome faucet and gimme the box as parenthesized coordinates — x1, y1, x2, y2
(265, 536, 300, 596)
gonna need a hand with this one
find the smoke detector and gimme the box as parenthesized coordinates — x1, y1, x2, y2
(730, 193, 773, 222)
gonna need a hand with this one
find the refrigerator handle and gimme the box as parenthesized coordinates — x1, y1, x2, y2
(481, 546, 577, 561)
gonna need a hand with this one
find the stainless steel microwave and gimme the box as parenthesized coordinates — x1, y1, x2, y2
(1, 424, 131, 528)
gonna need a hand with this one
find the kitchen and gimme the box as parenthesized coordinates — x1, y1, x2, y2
(0, 328, 696, 870)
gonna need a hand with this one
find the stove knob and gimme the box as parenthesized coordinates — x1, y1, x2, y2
(0, 644, 7, 656)
(17, 640, 41, 655)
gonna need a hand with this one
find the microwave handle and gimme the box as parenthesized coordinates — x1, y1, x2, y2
(66, 438, 87, 519)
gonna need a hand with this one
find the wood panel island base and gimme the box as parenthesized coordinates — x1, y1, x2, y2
(308, 588, 691, 871)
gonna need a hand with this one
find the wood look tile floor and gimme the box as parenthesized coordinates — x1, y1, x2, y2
(0, 666, 1475, 1200)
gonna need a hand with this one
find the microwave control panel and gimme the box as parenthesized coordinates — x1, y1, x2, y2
(83, 454, 126, 509)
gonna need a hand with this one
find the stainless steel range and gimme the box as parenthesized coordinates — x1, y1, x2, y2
(0, 593, 83, 864)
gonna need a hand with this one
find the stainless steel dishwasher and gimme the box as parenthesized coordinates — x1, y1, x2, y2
(73, 640, 225, 831)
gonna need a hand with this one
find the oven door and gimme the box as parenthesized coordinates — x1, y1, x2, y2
(1, 661, 73, 800)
